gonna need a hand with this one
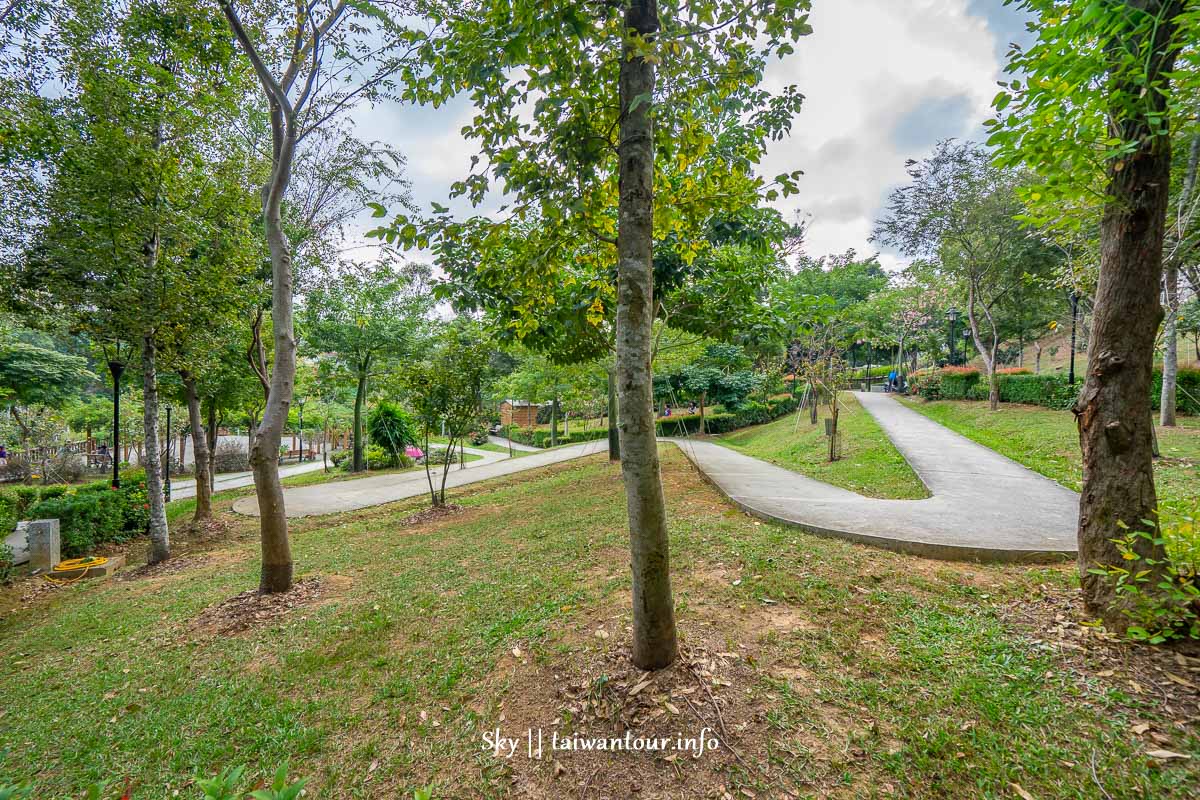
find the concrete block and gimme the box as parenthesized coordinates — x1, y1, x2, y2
(50, 553, 124, 580)
(26, 519, 60, 574)
(5, 520, 29, 565)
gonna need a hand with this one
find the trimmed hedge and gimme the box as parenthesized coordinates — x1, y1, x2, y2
(506, 396, 802, 446)
(914, 365, 1198, 414)
(27, 471, 150, 557)
(1152, 367, 1200, 415)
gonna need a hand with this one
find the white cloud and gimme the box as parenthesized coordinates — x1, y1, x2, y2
(341, 0, 1023, 270)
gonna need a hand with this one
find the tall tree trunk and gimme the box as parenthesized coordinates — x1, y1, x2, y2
(182, 372, 212, 521)
(1074, 0, 1182, 622)
(1161, 262, 1179, 426)
(550, 398, 558, 447)
(141, 335, 170, 564)
(617, 0, 676, 671)
(353, 365, 367, 472)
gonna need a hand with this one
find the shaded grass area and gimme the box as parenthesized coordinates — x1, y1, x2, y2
(0, 449, 1195, 798)
(714, 393, 929, 499)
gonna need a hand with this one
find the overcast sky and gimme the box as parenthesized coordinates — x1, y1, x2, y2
(347, 0, 1033, 271)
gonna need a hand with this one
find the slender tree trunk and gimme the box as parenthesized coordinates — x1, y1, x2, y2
(550, 398, 559, 447)
(809, 383, 818, 424)
(1074, 0, 1182, 623)
(617, 0, 677, 671)
(141, 335, 170, 564)
(699, 390, 706, 435)
(423, 428, 439, 507)
(353, 366, 367, 472)
(1161, 263, 1179, 426)
(608, 368, 620, 460)
(182, 372, 212, 521)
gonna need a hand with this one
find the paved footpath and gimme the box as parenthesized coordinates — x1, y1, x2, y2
(672, 392, 1078, 562)
(231, 440, 609, 518)
(168, 459, 326, 500)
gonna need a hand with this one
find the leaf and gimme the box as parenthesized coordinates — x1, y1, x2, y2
(1146, 750, 1191, 760)
(1010, 783, 1035, 800)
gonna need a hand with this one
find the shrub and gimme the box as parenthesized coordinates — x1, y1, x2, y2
(212, 440, 249, 473)
(0, 493, 16, 536)
(0, 455, 30, 483)
(329, 450, 349, 468)
(1151, 366, 1200, 415)
(469, 428, 490, 446)
(365, 443, 396, 470)
(1093, 526, 1199, 643)
(0, 541, 14, 584)
(369, 402, 418, 459)
(27, 470, 149, 557)
(38, 485, 68, 501)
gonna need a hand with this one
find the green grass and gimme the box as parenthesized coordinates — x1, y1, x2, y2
(2, 449, 1196, 798)
(714, 393, 929, 499)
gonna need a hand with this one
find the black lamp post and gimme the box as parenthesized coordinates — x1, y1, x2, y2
(107, 359, 125, 489)
(947, 308, 959, 366)
(163, 404, 172, 502)
(1068, 290, 1080, 386)
(297, 397, 306, 463)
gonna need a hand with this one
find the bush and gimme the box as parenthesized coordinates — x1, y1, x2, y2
(0, 541, 13, 584)
(27, 471, 150, 557)
(369, 402, 418, 459)
(469, 428, 490, 446)
(38, 485, 68, 501)
(212, 440, 249, 473)
(365, 443, 396, 470)
(329, 450, 350, 468)
(1152, 366, 1200, 415)
(44, 453, 85, 483)
(0, 493, 15, 536)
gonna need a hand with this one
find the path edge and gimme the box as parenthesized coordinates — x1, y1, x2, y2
(669, 440, 1075, 565)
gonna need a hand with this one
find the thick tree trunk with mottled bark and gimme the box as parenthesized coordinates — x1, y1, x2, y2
(141, 335, 170, 563)
(617, 0, 677, 671)
(1074, 0, 1182, 622)
(182, 372, 212, 521)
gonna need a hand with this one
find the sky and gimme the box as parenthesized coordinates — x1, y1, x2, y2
(348, 0, 1034, 271)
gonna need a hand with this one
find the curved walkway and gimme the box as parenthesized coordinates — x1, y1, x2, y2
(231, 440, 608, 518)
(672, 392, 1078, 562)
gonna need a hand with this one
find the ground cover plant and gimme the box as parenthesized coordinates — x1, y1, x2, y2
(1, 450, 1197, 798)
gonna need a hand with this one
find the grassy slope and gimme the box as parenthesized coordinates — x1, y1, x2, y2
(5, 449, 1193, 798)
(898, 399, 1199, 508)
(714, 393, 929, 499)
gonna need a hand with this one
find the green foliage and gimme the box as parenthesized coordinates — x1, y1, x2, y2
(0, 341, 95, 409)
(912, 367, 1078, 410)
(1151, 367, 1200, 415)
(0, 541, 14, 585)
(1091, 526, 1199, 644)
(27, 472, 149, 557)
(368, 402, 418, 459)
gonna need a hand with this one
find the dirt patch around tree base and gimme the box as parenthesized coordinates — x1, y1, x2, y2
(190, 576, 342, 636)
(1003, 585, 1200, 753)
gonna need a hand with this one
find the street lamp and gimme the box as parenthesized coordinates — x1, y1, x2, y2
(947, 308, 959, 366)
(163, 404, 172, 502)
(107, 359, 125, 489)
(296, 397, 306, 463)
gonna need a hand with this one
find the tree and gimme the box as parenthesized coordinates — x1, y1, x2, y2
(407, 324, 489, 507)
(4, 0, 259, 562)
(375, 0, 811, 670)
(873, 141, 1058, 410)
(218, 0, 420, 592)
(989, 0, 1193, 623)
(302, 261, 430, 472)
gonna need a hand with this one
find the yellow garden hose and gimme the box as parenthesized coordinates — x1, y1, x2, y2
(44, 556, 110, 585)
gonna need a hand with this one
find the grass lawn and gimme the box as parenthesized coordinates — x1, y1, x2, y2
(714, 393, 929, 499)
(4, 447, 1195, 798)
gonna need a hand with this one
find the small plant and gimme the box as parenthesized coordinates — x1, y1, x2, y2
(0, 542, 14, 585)
(196, 765, 245, 800)
(248, 764, 306, 800)
(1091, 523, 1200, 643)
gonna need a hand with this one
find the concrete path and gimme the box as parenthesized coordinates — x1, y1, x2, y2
(487, 435, 541, 453)
(168, 459, 326, 501)
(231, 440, 608, 518)
(673, 392, 1079, 562)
